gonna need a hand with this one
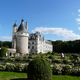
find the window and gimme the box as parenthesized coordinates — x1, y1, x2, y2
(28, 46, 30, 49)
(32, 42, 34, 44)
(32, 46, 34, 49)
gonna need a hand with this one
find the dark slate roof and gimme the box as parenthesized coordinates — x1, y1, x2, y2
(17, 19, 24, 32)
(13, 23, 17, 27)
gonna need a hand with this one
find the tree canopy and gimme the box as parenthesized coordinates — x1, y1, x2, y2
(52, 40, 80, 53)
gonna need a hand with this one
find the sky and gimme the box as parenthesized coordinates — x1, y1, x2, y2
(1, 0, 80, 41)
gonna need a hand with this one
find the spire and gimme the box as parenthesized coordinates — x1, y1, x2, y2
(21, 19, 24, 24)
(13, 23, 17, 27)
(17, 19, 25, 32)
(25, 21, 28, 31)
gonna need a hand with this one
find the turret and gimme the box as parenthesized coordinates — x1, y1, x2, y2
(13, 23, 17, 33)
(17, 19, 24, 32)
(25, 21, 28, 32)
(12, 23, 17, 49)
(16, 19, 29, 55)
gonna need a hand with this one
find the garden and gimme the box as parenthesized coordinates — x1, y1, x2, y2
(0, 72, 80, 80)
(0, 52, 79, 80)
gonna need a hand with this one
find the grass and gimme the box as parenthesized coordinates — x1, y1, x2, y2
(0, 72, 80, 80)
(0, 72, 27, 80)
(52, 75, 80, 80)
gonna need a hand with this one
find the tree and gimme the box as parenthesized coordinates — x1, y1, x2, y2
(0, 47, 8, 57)
(52, 40, 80, 53)
(27, 57, 52, 80)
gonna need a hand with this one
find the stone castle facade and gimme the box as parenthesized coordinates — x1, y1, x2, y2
(12, 19, 52, 55)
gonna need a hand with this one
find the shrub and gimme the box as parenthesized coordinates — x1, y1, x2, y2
(0, 65, 5, 71)
(5, 63, 15, 72)
(27, 57, 52, 80)
(15, 63, 23, 72)
(71, 67, 80, 76)
(0, 47, 8, 57)
(62, 65, 72, 75)
(22, 64, 28, 72)
(52, 67, 62, 75)
(52, 64, 62, 75)
(15, 57, 23, 62)
(53, 59, 62, 63)
(63, 59, 71, 64)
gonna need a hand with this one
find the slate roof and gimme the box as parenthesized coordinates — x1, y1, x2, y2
(13, 23, 17, 27)
(17, 19, 25, 32)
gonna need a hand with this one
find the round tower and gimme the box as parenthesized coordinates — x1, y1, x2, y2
(12, 23, 17, 49)
(16, 19, 29, 55)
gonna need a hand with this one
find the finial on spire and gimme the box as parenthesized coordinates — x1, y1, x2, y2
(21, 19, 24, 23)
(25, 21, 28, 31)
(13, 22, 17, 27)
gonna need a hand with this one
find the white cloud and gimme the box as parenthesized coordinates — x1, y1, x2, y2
(78, 14, 80, 17)
(75, 9, 80, 26)
(32, 27, 80, 40)
(75, 18, 80, 25)
(78, 27, 80, 30)
(0, 36, 12, 41)
(78, 9, 80, 13)
(76, 18, 80, 22)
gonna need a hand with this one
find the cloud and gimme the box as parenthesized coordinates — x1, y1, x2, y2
(0, 36, 12, 41)
(32, 27, 80, 40)
(78, 14, 80, 17)
(78, 27, 80, 30)
(75, 9, 80, 29)
(76, 18, 80, 25)
(78, 9, 80, 13)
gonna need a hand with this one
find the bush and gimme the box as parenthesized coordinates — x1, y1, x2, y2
(63, 59, 71, 64)
(22, 64, 28, 72)
(15, 57, 23, 62)
(71, 67, 80, 76)
(0, 65, 5, 71)
(52, 64, 62, 75)
(0, 47, 8, 57)
(27, 57, 52, 80)
(5, 63, 15, 72)
(52, 66, 62, 75)
(53, 59, 62, 63)
(62, 65, 72, 75)
(15, 63, 23, 72)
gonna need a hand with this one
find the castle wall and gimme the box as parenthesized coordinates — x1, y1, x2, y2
(16, 33, 29, 54)
(29, 32, 53, 54)
(12, 20, 53, 55)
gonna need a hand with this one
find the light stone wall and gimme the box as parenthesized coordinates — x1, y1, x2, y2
(12, 22, 53, 54)
(28, 40, 37, 53)
(43, 41, 53, 53)
(29, 33, 53, 54)
(12, 27, 17, 49)
(16, 32, 29, 54)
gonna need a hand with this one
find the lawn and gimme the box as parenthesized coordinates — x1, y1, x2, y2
(52, 75, 80, 80)
(0, 72, 27, 80)
(0, 72, 80, 80)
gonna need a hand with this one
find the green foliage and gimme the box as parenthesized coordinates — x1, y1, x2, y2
(52, 40, 80, 53)
(62, 65, 72, 75)
(0, 65, 5, 71)
(0, 72, 27, 80)
(5, 63, 15, 72)
(0, 41, 12, 48)
(15, 63, 23, 72)
(52, 64, 62, 75)
(0, 47, 8, 57)
(63, 59, 71, 64)
(27, 57, 52, 80)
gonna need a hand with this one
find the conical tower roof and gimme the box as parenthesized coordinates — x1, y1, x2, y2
(17, 19, 25, 32)
(13, 23, 17, 27)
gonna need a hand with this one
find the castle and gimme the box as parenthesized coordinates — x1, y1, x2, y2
(12, 19, 52, 55)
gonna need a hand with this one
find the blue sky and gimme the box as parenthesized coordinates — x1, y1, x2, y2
(0, 0, 80, 41)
